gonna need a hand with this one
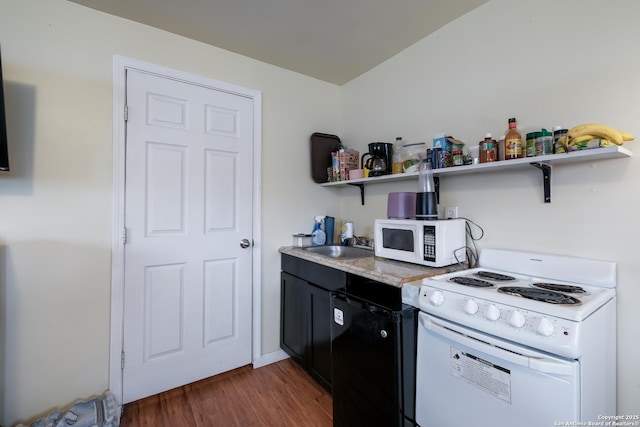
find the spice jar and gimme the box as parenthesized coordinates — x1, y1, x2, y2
(480, 133, 497, 163)
(537, 129, 554, 155)
(526, 132, 539, 157)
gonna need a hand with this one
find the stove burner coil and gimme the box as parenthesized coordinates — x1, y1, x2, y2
(532, 283, 586, 294)
(475, 271, 516, 281)
(498, 286, 581, 305)
(450, 277, 494, 288)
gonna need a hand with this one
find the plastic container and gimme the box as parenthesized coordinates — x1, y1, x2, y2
(537, 129, 554, 155)
(468, 146, 480, 165)
(402, 142, 426, 172)
(392, 137, 405, 174)
(292, 234, 313, 247)
(526, 132, 539, 157)
(325, 216, 335, 245)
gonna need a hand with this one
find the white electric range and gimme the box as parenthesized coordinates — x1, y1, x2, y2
(415, 248, 617, 427)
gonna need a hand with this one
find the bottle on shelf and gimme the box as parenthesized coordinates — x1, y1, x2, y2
(392, 137, 404, 174)
(504, 117, 524, 160)
(480, 133, 497, 163)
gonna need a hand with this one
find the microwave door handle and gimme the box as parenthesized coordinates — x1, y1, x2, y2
(419, 313, 574, 375)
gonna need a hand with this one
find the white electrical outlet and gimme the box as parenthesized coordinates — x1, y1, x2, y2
(445, 206, 458, 219)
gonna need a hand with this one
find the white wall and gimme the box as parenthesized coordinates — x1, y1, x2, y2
(0, 0, 341, 424)
(341, 0, 640, 415)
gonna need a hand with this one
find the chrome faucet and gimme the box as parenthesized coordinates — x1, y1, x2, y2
(352, 236, 374, 250)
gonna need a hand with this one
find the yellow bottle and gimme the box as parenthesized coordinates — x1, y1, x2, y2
(392, 137, 404, 174)
(504, 117, 524, 159)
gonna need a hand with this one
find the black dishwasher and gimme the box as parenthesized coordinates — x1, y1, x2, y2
(331, 274, 417, 427)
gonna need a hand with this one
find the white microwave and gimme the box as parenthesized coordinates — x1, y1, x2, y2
(374, 219, 466, 267)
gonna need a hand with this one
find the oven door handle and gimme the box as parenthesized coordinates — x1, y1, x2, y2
(419, 312, 577, 376)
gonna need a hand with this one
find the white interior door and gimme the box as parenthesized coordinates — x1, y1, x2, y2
(122, 69, 254, 403)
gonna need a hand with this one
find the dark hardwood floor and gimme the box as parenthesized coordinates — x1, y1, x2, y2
(120, 358, 333, 426)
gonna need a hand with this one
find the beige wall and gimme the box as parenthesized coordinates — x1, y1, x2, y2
(2, 0, 639, 424)
(340, 0, 640, 416)
(0, 0, 341, 424)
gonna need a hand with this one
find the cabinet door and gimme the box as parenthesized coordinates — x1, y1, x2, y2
(308, 285, 332, 389)
(280, 272, 307, 363)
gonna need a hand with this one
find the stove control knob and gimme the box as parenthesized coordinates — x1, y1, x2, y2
(485, 304, 501, 321)
(429, 290, 445, 306)
(464, 299, 479, 315)
(536, 317, 555, 337)
(509, 310, 526, 328)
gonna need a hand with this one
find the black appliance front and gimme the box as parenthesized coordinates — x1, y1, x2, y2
(331, 285, 417, 427)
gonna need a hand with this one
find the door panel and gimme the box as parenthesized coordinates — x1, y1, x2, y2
(205, 150, 236, 230)
(203, 258, 235, 343)
(145, 264, 184, 359)
(146, 142, 186, 234)
(122, 69, 253, 403)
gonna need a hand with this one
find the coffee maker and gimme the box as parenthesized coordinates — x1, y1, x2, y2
(361, 142, 393, 177)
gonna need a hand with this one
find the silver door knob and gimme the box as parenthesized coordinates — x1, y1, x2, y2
(380, 330, 388, 339)
(240, 238, 251, 248)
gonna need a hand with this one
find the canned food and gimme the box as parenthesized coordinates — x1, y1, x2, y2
(453, 149, 464, 166)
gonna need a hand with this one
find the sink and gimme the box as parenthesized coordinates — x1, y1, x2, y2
(302, 245, 373, 259)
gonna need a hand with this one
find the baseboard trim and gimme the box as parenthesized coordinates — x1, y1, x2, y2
(252, 349, 289, 369)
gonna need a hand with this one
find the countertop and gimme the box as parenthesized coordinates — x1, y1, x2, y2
(279, 245, 465, 289)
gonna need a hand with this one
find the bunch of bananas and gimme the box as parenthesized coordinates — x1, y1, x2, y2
(557, 123, 635, 150)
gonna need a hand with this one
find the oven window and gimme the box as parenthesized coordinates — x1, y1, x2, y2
(382, 228, 414, 252)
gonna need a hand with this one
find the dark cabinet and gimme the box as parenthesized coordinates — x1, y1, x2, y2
(308, 284, 332, 385)
(280, 254, 346, 391)
(281, 272, 307, 363)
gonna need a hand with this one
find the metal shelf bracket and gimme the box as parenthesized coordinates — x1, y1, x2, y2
(530, 162, 551, 203)
(348, 183, 365, 205)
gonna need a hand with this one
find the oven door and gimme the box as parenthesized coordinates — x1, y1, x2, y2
(416, 312, 579, 427)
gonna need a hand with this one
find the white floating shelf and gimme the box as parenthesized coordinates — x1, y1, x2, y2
(320, 146, 633, 204)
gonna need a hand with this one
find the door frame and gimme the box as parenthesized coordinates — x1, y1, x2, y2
(109, 55, 262, 404)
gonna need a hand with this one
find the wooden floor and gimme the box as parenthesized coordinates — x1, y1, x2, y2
(120, 358, 333, 427)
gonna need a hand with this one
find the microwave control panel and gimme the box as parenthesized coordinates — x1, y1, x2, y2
(423, 225, 436, 261)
